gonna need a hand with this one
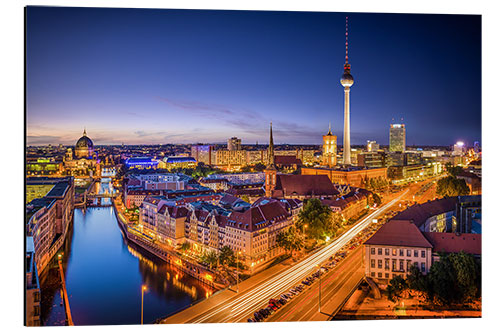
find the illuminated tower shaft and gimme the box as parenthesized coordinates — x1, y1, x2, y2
(343, 86, 351, 165)
(340, 16, 354, 165)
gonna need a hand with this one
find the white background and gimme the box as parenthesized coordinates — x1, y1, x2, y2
(1, 0, 498, 332)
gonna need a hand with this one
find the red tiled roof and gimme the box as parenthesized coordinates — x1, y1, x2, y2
(274, 155, 302, 166)
(274, 175, 339, 197)
(219, 194, 241, 206)
(226, 188, 265, 196)
(228, 201, 289, 231)
(392, 197, 457, 228)
(423, 232, 481, 255)
(364, 220, 433, 248)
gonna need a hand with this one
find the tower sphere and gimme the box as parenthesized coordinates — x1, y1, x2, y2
(340, 71, 354, 87)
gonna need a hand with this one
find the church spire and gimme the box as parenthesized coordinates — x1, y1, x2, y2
(267, 121, 275, 168)
(83, 127, 87, 136)
(327, 122, 332, 135)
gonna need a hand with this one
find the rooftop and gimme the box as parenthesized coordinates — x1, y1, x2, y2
(423, 232, 481, 255)
(364, 219, 433, 248)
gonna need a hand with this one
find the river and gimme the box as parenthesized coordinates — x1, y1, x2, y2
(39, 180, 213, 326)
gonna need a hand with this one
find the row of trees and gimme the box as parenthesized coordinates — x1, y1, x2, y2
(435, 164, 470, 197)
(276, 198, 346, 254)
(387, 252, 481, 305)
(195, 245, 245, 270)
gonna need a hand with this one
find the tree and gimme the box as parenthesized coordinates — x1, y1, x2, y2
(200, 250, 218, 270)
(179, 242, 191, 252)
(240, 165, 253, 172)
(436, 176, 470, 197)
(254, 163, 266, 172)
(276, 227, 303, 255)
(329, 212, 344, 238)
(218, 246, 236, 267)
(372, 193, 382, 206)
(426, 251, 480, 304)
(445, 163, 463, 177)
(297, 199, 333, 241)
(387, 275, 407, 303)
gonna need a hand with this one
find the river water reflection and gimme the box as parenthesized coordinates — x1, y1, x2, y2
(40, 206, 213, 326)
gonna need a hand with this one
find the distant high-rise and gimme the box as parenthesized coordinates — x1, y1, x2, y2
(366, 140, 380, 152)
(389, 124, 406, 152)
(227, 137, 241, 151)
(453, 141, 466, 156)
(340, 16, 354, 165)
(473, 141, 480, 155)
(321, 123, 337, 168)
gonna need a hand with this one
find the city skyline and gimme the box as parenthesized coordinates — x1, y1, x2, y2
(27, 7, 481, 146)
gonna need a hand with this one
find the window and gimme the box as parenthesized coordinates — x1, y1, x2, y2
(392, 249, 397, 256)
(385, 248, 390, 256)
(371, 272, 375, 277)
(378, 248, 382, 255)
(407, 249, 411, 257)
(399, 249, 404, 256)
(400, 260, 404, 271)
(421, 262, 426, 273)
(414, 250, 419, 257)
(34, 291, 40, 302)
(371, 247, 375, 255)
(421, 250, 426, 258)
(378, 260, 382, 268)
(378, 272, 382, 278)
(34, 305, 39, 316)
(385, 273, 389, 278)
(385, 259, 390, 270)
(371, 259, 375, 268)
(392, 259, 397, 270)
(407, 261, 412, 271)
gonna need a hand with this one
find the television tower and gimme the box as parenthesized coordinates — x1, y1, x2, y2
(340, 16, 354, 165)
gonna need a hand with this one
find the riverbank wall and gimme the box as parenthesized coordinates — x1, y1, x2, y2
(112, 201, 222, 289)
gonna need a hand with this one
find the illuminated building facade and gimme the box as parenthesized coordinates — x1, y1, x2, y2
(389, 124, 406, 152)
(26, 177, 75, 273)
(321, 124, 337, 168)
(74, 129, 94, 159)
(125, 157, 159, 169)
(366, 140, 380, 152)
(301, 166, 387, 188)
(25, 237, 41, 326)
(227, 137, 242, 151)
(190, 144, 214, 165)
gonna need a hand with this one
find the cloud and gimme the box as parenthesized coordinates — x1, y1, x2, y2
(134, 130, 168, 137)
(27, 135, 64, 145)
(156, 96, 321, 142)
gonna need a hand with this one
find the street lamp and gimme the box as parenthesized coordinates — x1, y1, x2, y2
(141, 285, 147, 325)
(236, 251, 241, 293)
(316, 264, 322, 313)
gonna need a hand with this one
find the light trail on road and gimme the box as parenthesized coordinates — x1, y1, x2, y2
(191, 189, 409, 323)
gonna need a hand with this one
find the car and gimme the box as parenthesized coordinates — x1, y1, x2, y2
(254, 312, 262, 321)
(279, 298, 286, 305)
(259, 309, 268, 318)
(266, 306, 275, 314)
(248, 318, 255, 322)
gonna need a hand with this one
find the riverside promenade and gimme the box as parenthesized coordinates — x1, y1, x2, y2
(112, 199, 222, 289)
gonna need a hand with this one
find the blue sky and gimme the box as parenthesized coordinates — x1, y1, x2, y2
(26, 7, 481, 146)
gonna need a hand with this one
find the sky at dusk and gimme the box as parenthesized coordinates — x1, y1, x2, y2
(26, 7, 481, 147)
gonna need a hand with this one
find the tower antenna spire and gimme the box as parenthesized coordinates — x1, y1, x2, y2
(345, 16, 349, 64)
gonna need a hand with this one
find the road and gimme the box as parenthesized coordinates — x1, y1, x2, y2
(163, 189, 410, 324)
(267, 246, 364, 322)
